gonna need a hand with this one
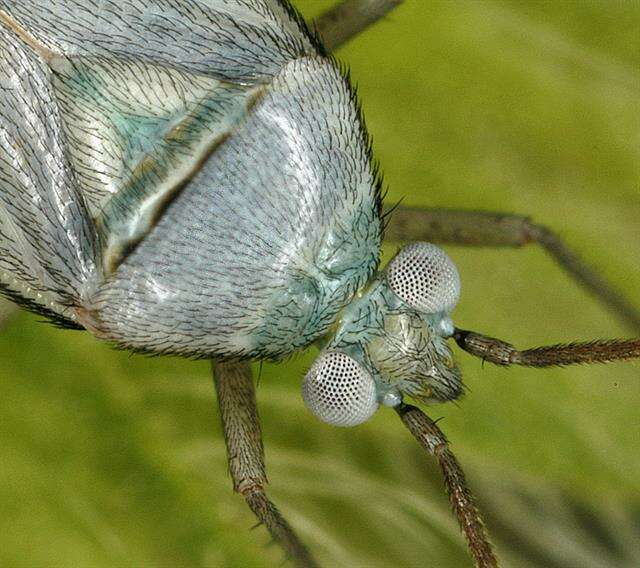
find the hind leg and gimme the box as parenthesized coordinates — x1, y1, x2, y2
(384, 205, 640, 332)
(315, 0, 405, 51)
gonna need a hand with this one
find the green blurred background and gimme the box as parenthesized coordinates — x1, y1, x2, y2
(1, 1, 639, 566)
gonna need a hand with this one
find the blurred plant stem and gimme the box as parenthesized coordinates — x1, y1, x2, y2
(0, 298, 17, 329)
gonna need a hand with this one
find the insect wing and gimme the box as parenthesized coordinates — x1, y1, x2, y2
(0, 0, 315, 83)
(0, 0, 382, 359)
(0, 15, 100, 325)
(93, 56, 382, 360)
(0, 0, 315, 321)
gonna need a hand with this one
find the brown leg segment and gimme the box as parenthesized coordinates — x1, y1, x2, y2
(314, 0, 405, 52)
(395, 404, 498, 568)
(384, 206, 640, 333)
(212, 361, 318, 568)
(453, 328, 640, 368)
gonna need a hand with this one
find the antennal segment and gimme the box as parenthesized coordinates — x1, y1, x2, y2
(454, 329, 640, 367)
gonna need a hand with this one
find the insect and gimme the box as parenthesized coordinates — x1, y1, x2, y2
(5, 3, 640, 564)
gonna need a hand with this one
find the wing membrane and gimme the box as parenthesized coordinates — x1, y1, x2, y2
(0, 0, 321, 325)
(0, 18, 100, 323)
(0, 0, 316, 83)
(52, 56, 261, 270)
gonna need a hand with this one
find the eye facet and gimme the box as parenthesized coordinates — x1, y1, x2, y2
(386, 242, 461, 314)
(302, 352, 378, 427)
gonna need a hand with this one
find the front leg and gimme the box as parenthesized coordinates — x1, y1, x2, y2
(212, 361, 318, 568)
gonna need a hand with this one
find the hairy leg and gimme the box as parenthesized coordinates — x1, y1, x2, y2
(454, 328, 640, 368)
(212, 361, 318, 568)
(384, 206, 640, 332)
(314, 0, 404, 52)
(396, 404, 498, 568)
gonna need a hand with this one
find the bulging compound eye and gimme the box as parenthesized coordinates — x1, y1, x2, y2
(302, 352, 378, 427)
(386, 242, 461, 314)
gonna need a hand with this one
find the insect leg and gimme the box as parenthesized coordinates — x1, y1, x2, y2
(211, 361, 318, 568)
(314, 0, 404, 52)
(395, 403, 498, 568)
(453, 328, 640, 367)
(383, 206, 640, 333)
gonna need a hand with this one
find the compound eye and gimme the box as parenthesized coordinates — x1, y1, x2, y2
(302, 352, 378, 427)
(386, 242, 460, 314)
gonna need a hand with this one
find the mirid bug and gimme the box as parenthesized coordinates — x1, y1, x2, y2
(0, 1, 638, 566)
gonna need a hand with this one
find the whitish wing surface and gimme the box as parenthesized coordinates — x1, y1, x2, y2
(0, 0, 318, 323)
(0, 17, 100, 326)
(92, 57, 381, 360)
(1, 0, 315, 83)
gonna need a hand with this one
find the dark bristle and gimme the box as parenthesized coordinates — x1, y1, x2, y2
(0, 283, 83, 330)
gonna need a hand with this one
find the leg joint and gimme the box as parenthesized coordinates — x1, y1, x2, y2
(236, 477, 266, 497)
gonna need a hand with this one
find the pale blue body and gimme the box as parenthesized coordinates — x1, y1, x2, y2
(0, 0, 462, 412)
(0, 0, 381, 359)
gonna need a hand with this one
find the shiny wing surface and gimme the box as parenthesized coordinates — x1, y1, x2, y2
(0, 0, 318, 323)
(0, 18, 100, 325)
(0, 0, 316, 83)
(93, 57, 382, 360)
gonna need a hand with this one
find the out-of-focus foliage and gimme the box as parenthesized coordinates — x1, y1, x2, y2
(0, 1, 638, 566)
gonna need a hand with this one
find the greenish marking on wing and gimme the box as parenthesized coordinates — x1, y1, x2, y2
(52, 57, 261, 273)
(96, 85, 263, 273)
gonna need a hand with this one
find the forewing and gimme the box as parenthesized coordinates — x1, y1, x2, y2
(0, 0, 318, 274)
(0, 0, 317, 83)
(92, 57, 382, 359)
(0, 0, 341, 340)
(0, 18, 100, 324)
(51, 56, 262, 271)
